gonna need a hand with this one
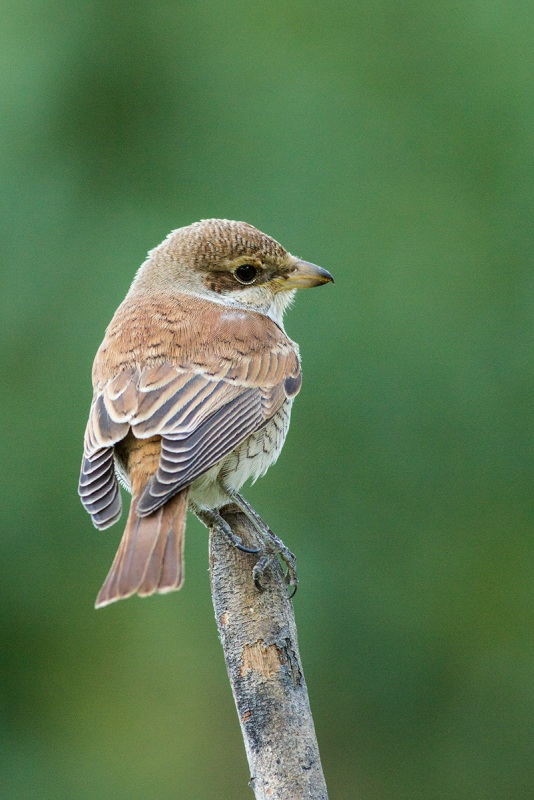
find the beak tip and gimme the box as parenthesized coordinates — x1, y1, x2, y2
(291, 260, 334, 288)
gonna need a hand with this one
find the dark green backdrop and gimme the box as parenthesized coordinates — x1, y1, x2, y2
(1, 2, 533, 798)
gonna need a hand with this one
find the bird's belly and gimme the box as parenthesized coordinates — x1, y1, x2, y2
(188, 400, 293, 510)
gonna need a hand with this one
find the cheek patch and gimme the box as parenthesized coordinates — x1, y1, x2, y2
(203, 273, 237, 294)
(203, 267, 276, 295)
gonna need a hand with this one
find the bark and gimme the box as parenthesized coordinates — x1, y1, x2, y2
(209, 504, 329, 800)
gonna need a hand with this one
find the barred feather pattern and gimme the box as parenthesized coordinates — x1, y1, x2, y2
(79, 293, 301, 526)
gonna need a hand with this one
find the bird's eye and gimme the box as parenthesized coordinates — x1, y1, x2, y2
(234, 264, 258, 284)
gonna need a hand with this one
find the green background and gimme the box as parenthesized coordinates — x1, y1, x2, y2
(1, 2, 533, 798)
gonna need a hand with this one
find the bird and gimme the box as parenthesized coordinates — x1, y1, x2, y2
(78, 219, 333, 608)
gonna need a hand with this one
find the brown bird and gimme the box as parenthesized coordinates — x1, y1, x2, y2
(79, 219, 333, 608)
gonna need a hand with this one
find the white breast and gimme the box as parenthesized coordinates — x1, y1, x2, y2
(188, 399, 293, 510)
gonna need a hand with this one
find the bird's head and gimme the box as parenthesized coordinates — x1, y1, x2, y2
(131, 219, 333, 322)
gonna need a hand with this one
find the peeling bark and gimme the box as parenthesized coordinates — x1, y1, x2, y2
(209, 504, 329, 800)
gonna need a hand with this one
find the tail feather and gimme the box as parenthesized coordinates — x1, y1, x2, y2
(95, 489, 188, 608)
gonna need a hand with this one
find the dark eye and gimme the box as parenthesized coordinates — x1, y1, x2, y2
(234, 264, 258, 284)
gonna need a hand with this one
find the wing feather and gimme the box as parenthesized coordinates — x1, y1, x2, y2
(79, 448, 122, 529)
(81, 469, 116, 502)
(80, 447, 112, 475)
(137, 388, 264, 515)
(134, 372, 192, 425)
(91, 394, 129, 445)
(90, 482, 122, 528)
(138, 363, 178, 391)
(80, 295, 302, 528)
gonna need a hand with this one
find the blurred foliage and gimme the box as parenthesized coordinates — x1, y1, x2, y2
(1, 1, 533, 798)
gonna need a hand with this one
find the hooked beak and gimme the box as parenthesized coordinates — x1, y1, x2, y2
(282, 259, 334, 290)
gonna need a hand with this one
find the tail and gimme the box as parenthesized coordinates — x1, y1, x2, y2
(95, 489, 189, 609)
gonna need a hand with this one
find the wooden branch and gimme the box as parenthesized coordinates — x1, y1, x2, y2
(209, 504, 329, 800)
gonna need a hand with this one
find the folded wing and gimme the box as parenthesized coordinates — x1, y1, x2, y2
(79, 303, 301, 527)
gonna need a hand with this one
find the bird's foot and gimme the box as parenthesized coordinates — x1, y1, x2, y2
(194, 507, 261, 554)
(225, 491, 298, 597)
(252, 550, 298, 598)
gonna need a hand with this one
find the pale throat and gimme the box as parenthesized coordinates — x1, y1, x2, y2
(177, 285, 296, 329)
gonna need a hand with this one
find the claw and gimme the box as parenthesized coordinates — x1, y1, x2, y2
(253, 553, 298, 598)
(196, 494, 299, 596)
(235, 540, 262, 554)
(285, 572, 298, 599)
(252, 555, 271, 591)
(224, 490, 299, 596)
